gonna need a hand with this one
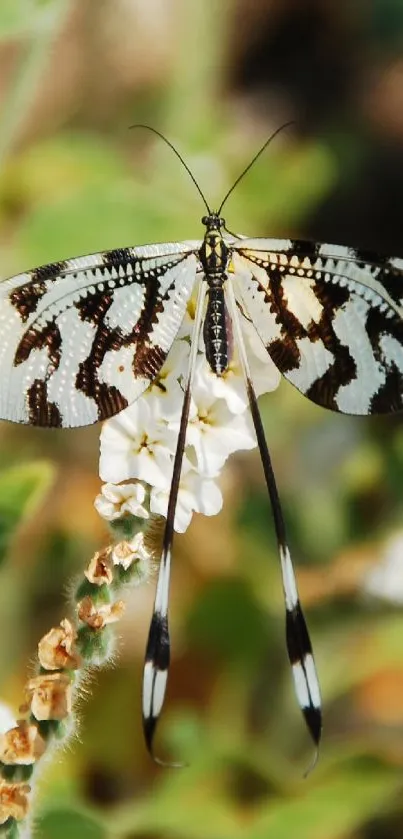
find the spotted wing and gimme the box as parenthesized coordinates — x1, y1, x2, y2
(231, 238, 403, 415)
(0, 243, 198, 427)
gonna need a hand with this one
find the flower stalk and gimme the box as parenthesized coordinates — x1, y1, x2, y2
(0, 528, 156, 836)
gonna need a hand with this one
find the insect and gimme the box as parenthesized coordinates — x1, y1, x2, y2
(1, 127, 403, 767)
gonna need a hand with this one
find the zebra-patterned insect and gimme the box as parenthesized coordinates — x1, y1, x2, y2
(1, 129, 403, 766)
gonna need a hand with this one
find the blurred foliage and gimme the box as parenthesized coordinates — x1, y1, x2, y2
(1, 2, 403, 838)
(0, 0, 66, 40)
(0, 460, 54, 565)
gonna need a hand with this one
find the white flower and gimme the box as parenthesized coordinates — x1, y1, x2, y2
(112, 531, 151, 570)
(97, 293, 281, 538)
(150, 459, 223, 533)
(94, 482, 149, 521)
(192, 352, 249, 415)
(364, 532, 403, 604)
(192, 341, 279, 418)
(177, 284, 201, 342)
(99, 398, 177, 488)
(181, 387, 256, 476)
(146, 339, 190, 419)
(242, 315, 282, 396)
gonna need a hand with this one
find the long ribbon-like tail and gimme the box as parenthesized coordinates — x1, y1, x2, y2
(226, 282, 322, 765)
(142, 280, 207, 764)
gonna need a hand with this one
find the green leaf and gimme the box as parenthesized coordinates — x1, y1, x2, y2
(0, 0, 65, 39)
(186, 577, 272, 665)
(0, 1, 33, 38)
(229, 141, 337, 234)
(36, 808, 107, 839)
(111, 771, 241, 839)
(317, 613, 403, 706)
(249, 763, 399, 839)
(6, 134, 176, 264)
(0, 461, 55, 564)
(0, 0, 67, 41)
(108, 758, 399, 839)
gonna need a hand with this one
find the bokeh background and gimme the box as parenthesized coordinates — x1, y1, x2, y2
(1, 1, 403, 837)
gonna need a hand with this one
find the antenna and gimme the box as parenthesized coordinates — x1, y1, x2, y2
(217, 121, 295, 216)
(129, 124, 212, 215)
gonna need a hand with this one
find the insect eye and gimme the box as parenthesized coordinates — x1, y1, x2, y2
(201, 215, 209, 225)
(219, 217, 225, 227)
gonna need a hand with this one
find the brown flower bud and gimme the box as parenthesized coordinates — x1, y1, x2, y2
(85, 547, 114, 586)
(26, 673, 72, 721)
(0, 721, 46, 765)
(0, 781, 30, 824)
(77, 597, 125, 629)
(38, 619, 81, 671)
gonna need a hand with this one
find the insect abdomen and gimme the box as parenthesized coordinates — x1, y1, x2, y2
(204, 285, 231, 375)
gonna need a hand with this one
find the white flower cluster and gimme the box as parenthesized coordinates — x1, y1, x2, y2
(95, 285, 281, 537)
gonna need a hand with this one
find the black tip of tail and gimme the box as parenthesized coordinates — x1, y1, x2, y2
(143, 713, 185, 769)
(303, 744, 320, 778)
(143, 712, 158, 756)
(304, 704, 322, 747)
(302, 705, 322, 777)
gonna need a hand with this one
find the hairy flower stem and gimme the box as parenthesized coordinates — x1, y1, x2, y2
(0, 522, 159, 837)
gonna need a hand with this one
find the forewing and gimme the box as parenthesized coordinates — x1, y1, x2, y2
(231, 238, 403, 415)
(0, 243, 198, 427)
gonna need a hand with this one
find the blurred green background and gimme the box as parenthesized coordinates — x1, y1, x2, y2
(1, 1, 403, 837)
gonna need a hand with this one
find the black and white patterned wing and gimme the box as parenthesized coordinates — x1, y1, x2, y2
(0, 243, 198, 427)
(231, 239, 403, 415)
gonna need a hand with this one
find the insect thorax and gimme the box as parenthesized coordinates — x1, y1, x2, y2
(199, 223, 232, 376)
